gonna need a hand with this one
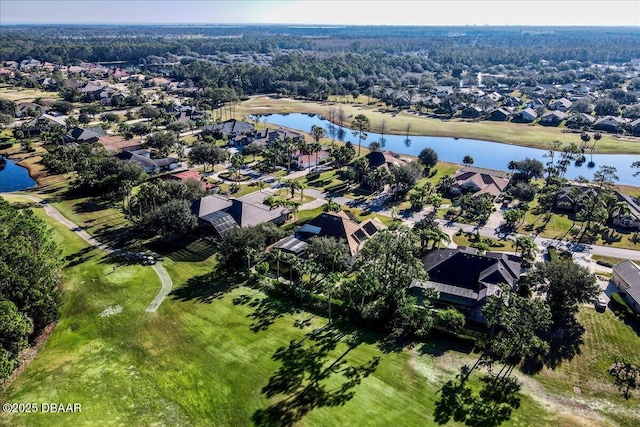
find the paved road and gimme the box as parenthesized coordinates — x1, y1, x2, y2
(1, 193, 173, 313)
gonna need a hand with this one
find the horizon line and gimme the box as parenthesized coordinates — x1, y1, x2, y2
(1, 22, 639, 28)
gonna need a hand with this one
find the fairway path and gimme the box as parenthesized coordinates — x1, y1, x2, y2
(1, 193, 173, 313)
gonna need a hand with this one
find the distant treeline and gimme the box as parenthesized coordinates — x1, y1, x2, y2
(0, 25, 639, 65)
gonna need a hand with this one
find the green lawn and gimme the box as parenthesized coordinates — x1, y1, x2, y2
(452, 231, 516, 252)
(1, 198, 637, 426)
(520, 199, 640, 251)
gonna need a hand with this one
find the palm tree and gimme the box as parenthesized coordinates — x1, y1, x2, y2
(431, 228, 451, 249)
(299, 182, 307, 201)
(463, 155, 474, 167)
(323, 272, 341, 324)
(286, 200, 302, 220)
(272, 249, 287, 279)
(257, 180, 266, 192)
(323, 197, 341, 212)
(515, 235, 538, 265)
(437, 174, 456, 195)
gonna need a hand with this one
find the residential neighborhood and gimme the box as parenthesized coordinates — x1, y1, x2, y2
(1, 15, 640, 427)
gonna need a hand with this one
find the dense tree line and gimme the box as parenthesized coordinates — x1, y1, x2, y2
(1, 26, 638, 65)
(0, 199, 61, 381)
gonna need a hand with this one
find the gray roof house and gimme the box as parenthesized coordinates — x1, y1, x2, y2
(612, 260, 640, 313)
(513, 107, 538, 123)
(192, 194, 289, 237)
(117, 149, 178, 173)
(540, 110, 567, 126)
(202, 119, 255, 139)
(64, 126, 105, 143)
(612, 192, 640, 230)
(409, 247, 522, 323)
(549, 97, 572, 112)
(594, 116, 625, 133)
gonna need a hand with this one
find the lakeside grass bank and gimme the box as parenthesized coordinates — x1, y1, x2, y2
(237, 96, 640, 155)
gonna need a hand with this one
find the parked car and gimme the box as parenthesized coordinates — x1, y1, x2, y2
(137, 252, 156, 265)
(595, 296, 607, 311)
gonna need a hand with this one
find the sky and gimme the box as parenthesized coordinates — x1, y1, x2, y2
(1, 0, 639, 26)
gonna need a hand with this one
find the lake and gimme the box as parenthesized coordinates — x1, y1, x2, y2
(0, 158, 37, 192)
(256, 113, 640, 185)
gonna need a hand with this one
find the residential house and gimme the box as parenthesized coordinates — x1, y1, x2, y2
(202, 119, 255, 140)
(539, 110, 567, 126)
(117, 149, 178, 173)
(487, 107, 511, 121)
(593, 116, 625, 133)
(612, 260, 640, 313)
(272, 211, 386, 258)
(15, 102, 46, 118)
(628, 118, 640, 137)
(98, 135, 142, 154)
(512, 107, 538, 123)
(63, 126, 106, 143)
(450, 167, 511, 199)
(565, 113, 596, 129)
(291, 149, 330, 170)
(525, 98, 545, 109)
(227, 127, 303, 148)
(611, 192, 640, 230)
(549, 98, 572, 112)
(108, 68, 129, 80)
(552, 185, 598, 212)
(365, 150, 409, 172)
(436, 86, 454, 97)
(192, 193, 289, 238)
(501, 96, 522, 107)
(19, 58, 41, 70)
(409, 248, 522, 323)
(460, 104, 483, 119)
(20, 114, 67, 136)
(146, 77, 172, 87)
(164, 169, 213, 191)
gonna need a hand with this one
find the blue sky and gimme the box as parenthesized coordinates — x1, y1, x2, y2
(1, 1, 639, 26)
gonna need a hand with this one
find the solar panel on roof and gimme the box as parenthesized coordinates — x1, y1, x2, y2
(362, 221, 379, 236)
(352, 229, 368, 244)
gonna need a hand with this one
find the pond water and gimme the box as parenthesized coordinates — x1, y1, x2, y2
(256, 113, 640, 185)
(0, 158, 37, 192)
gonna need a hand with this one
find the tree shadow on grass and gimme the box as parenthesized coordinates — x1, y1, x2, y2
(147, 235, 217, 263)
(418, 332, 476, 357)
(233, 293, 301, 333)
(63, 245, 97, 268)
(170, 269, 240, 304)
(251, 326, 380, 427)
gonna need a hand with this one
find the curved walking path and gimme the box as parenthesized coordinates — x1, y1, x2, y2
(1, 193, 173, 312)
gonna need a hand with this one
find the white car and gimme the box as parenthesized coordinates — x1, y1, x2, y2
(595, 297, 607, 311)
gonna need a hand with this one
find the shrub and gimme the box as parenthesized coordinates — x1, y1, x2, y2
(596, 260, 614, 268)
(610, 292, 635, 319)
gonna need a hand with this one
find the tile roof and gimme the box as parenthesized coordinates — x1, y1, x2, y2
(453, 167, 511, 197)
